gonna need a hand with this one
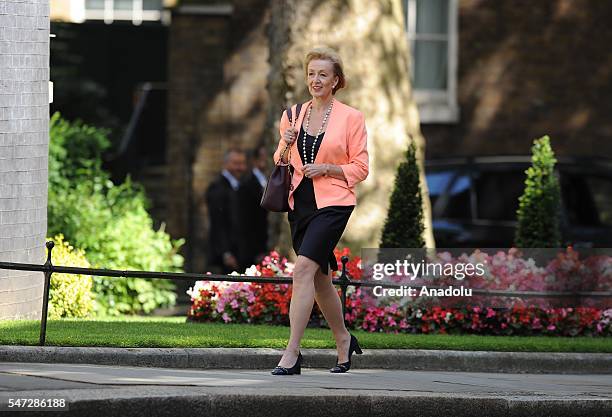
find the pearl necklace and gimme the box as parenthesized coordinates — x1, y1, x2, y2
(302, 98, 334, 165)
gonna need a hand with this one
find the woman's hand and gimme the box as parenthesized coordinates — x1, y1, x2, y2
(283, 127, 298, 146)
(302, 163, 329, 178)
(279, 127, 298, 163)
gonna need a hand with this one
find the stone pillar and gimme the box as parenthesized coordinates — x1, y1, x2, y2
(0, 0, 50, 320)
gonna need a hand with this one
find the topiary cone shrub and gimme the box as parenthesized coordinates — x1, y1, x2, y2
(380, 140, 425, 248)
(514, 135, 562, 248)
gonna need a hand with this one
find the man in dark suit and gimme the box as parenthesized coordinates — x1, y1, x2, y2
(238, 144, 269, 270)
(206, 148, 247, 274)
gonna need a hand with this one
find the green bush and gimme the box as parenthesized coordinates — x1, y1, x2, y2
(48, 112, 185, 316)
(47, 234, 94, 319)
(514, 135, 562, 248)
(380, 141, 425, 248)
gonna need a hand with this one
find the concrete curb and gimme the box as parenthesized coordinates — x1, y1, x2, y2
(1, 345, 610, 374)
(2, 386, 611, 417)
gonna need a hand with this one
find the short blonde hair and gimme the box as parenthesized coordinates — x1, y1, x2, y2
(304, 46, 346, 95)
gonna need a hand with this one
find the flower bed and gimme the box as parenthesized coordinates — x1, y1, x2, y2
(187, 248, 612, 336)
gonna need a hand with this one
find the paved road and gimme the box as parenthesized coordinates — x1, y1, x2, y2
(0, 362, 610, 416)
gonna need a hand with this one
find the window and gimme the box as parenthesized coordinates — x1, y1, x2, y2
(85, 0, 164, 24)
(403, 0, 459, 123)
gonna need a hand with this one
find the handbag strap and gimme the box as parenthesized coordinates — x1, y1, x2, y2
(279, 103, 303, 164)
(286, 102, 303, 125)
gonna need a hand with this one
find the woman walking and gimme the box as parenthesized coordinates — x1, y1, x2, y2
(271, 46, 369, 375)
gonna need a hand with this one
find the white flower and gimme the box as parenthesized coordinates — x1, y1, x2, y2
(186, 280, 230, 300)
(245, 265, 260, 276)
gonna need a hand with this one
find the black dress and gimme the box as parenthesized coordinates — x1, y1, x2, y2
(288, 125, 355, 275)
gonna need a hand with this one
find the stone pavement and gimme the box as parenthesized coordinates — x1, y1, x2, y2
(0, 362, 611, 417)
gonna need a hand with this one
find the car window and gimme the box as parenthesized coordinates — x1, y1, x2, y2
(561, 173, 600, 226)
(583, 176, 612, 226)
(474, 170, 525, 221)
(426, 171, 454, 207)
(564, 174, 612, 226)
(442, 173, 471, 219)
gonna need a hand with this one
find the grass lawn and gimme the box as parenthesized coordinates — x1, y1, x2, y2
(0, 316, 610, 353)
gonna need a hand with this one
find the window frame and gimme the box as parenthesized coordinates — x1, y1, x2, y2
(83, 0, 164, 25)
(404, 0, 459, 123)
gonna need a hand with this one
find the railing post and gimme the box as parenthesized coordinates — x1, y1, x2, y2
(338, 256, 350, 324)
(39, 241, 54, 346)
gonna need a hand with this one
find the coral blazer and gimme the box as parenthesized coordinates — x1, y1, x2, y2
(273, 98, 369, 211)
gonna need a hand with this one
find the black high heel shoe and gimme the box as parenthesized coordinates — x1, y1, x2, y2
(271, 351, 302, 375)
(330, 333, 363, 373)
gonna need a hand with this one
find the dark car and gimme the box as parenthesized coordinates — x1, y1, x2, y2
(425, 156, 612, 248)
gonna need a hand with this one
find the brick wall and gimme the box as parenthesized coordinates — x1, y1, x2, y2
(0, 0, 50, 320)
(424, 0, 612, 159)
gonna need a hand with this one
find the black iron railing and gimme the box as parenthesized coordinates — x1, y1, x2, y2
(1, 241, 610, 346)
(0, 241, 363, 346)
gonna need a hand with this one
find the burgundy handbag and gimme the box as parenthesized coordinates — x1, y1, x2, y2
(260, 103, 302, 212)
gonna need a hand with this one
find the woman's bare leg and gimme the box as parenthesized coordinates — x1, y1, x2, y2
(313, 268, 351, 363)
(276, 255, 319, 368)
